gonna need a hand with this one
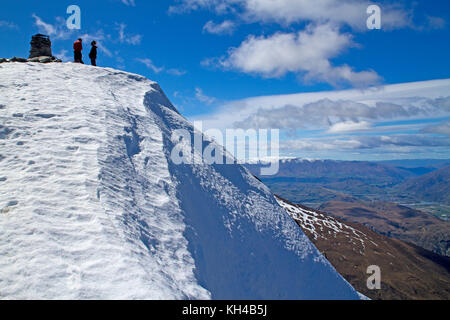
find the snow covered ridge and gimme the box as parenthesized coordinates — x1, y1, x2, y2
(0, 63, 359, 299)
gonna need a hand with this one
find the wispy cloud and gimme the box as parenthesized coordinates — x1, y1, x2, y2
(421, 119, 450, 136)
(117, 23, 142, 45)
(170, 0, 412, 31)
(136, 58, 187, 76)
(0, 20, 19, 30)
(121, 0, 136, 6)
(192, 79, 450, 158)
(231, 96, 450, 130)
(280, 134, 450, 152)
(136, 58, 164, 73)
(32, 14, 71, 39)
(195, 87, 216, 105)
(167, 68, 187, 76)
(327, 121, 372, 134)
(425, 15, 446, 30)
(203, 20, 236, 35)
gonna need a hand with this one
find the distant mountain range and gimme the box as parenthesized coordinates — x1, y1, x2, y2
(277, 196, 450, 300)
(376, 159, 450, 169)
(246, 159, 419, 184)
(245, 158, 450, 212)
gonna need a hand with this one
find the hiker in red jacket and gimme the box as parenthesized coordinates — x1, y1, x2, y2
(73, 38, 84, 64)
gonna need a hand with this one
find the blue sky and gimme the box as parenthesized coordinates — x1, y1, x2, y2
(1, 0, 449, 160)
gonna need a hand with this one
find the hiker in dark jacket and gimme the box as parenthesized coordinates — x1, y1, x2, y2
(89, 41, 97, 66)
(73, 38, 83, 64)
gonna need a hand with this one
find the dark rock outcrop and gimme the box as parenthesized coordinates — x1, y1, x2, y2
(9, 57, 28, 62)
(0, 56, 62, 64)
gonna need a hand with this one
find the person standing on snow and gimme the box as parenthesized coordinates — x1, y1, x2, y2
(73, 38, 84, 64)
(89, 41, 97, 66)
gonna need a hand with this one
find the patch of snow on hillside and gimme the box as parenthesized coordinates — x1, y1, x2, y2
(277, 197, 369, 251)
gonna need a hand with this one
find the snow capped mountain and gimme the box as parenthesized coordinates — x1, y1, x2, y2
(0, 62, 359, 299)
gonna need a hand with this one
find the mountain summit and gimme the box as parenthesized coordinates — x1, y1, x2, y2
(0, 63, 359, 299)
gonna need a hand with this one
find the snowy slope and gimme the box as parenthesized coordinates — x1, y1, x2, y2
(0, 62, 359, 300)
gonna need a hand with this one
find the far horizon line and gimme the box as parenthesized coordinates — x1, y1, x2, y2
(244, 157, 450, 164)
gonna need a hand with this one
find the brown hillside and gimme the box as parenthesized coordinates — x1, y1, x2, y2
(319, 200, 450, 257)
(277, 196, 450, 300)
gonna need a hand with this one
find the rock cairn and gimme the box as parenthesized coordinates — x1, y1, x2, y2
(29, 34, 53, 58)
(0, 34, 62, 64)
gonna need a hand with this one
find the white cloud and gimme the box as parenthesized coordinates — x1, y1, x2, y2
(0, 20, 18, 29)
(167, 68, 187, 76)
(425, 16, 446, 30)
(169, 0, 237, 15)
(281, 138, 363, 151)
(216, 23, 380, 86)
(136, 58, 187, 76)
(170, 0, 412, 30)
(117, 23, 142, 45)
(171, 0, 443, 90)
(32, 14, 77, 40)
(191, 79, 450, 158)
(172, 1, 444, 89)
(195, 87, 216, 105)
(126, 34, 142, 45)
(32, 14, 58, 38)
(136, 58, 164, 73)
(280, 134, 450, 152)
(203, 20, 236, 35)
(121, 0, 136, 6)
(231, 96, 450, 131)
(192, 78, 450, 130)
(327, 121, 372, 133)
(32, 14, 55, 35)
(242, 0, 411, 30)
(422, 120, 450, 136)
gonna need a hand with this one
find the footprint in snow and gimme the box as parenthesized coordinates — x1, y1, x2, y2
(0, 125, 14, 139)
(66, 146, 79, 152)
(2, 200, 18, 214)
(35, 114, 56, 119)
